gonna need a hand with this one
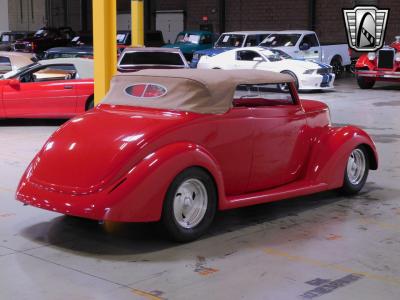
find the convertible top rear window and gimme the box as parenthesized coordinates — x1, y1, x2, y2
(120, 52, 184, 66)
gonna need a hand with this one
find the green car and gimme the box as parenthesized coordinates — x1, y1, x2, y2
(163, 30, 216, 61)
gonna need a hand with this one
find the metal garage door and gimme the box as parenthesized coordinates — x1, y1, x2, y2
(156, 10, 184, 44)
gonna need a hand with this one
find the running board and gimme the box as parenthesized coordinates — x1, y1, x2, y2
(222, 181, 329, 210)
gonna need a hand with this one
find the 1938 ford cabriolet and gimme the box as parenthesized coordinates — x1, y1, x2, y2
(16, 69, 378, 241)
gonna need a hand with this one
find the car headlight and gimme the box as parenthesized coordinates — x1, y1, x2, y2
(303, 69, 316, 75)
(395, 52, 400, 62)
(368, 52, 376, 60)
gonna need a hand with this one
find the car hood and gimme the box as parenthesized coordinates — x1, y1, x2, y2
(281, 58, 329, 70)
(28, 106, 198, 193)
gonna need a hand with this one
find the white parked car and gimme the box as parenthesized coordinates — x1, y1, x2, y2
(197, 47, 335, 91)
(259, 30, 351, 77)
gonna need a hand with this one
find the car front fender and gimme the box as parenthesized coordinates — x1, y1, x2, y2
(306, 126, 378, 188)
(105, 142, 226, 222)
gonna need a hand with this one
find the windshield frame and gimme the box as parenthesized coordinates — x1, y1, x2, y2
(2, 63, 38, 79)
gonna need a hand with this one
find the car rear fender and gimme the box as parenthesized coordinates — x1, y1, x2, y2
(306, 126, 378, 188)
(106, 142, 225, 222)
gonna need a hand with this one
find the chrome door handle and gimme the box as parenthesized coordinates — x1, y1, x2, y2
(64, 85, 73, 89)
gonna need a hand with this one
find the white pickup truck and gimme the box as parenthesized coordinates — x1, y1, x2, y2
(259, 30, 351, 77)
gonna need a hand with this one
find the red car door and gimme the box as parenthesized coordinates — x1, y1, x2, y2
(234, 84, 310, 192)
(2, 64, 78, 118)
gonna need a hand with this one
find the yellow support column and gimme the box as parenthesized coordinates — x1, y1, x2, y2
(131, 0, 144, 46)
(93, 0, 117, 104)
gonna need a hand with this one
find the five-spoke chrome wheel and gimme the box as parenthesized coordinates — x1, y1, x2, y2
(340, 146, 370, 195)
(173, 179, 208, 229)
(161, 168, 217, 242)
(346, 148, 366, 185)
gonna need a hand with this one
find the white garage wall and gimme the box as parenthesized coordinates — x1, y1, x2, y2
(0, 0, 9, 33)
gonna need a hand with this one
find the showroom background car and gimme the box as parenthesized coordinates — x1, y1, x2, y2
(0, 58, 94, 118)
(197, 47, 335, 90)
(190, 31, 275, 68)
(117, 47, 190, 72)
(355, 36, 400, 89)
(259, 30, 351, 77)
(0, 51, 34, 75)
(163, 30, 216, 61)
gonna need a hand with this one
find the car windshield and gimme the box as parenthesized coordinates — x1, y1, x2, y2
(260, 49, 292, 61)
(119, 52, 184, 66)
(260, 34, 301, 47)
(34, 29, 51, 38)
(2, 63, 37, 79)
(117, 33, 128, 44)
(258, 50, 283, 62)
(215, 34, 245, 48)
(175, 33, 201, 44)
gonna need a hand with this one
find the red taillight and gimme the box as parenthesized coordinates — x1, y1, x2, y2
(31, 42, 36, 51)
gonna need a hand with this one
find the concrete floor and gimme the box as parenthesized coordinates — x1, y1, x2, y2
(1, 76, 400, 300)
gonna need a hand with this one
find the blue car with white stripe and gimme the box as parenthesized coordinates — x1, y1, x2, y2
(196, 46, 335, 91)
(190, 31, 275, 68)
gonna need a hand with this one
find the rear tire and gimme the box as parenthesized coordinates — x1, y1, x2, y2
(160, 167, 217, 242)
(331, 57, 344, 78)
(357, 75, 375, 89)
(339, 146, 369, 195)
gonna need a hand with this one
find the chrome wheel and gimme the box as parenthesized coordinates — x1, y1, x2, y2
(173, 179, 208, 229)
(346, 148, 367, 185)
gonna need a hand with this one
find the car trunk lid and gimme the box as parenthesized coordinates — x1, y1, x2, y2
(29, 106, 197, 194)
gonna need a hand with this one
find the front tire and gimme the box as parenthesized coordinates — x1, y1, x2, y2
(161, 167, 217, 242)
(357, 75, 375, 89)
(340, 146, 369, 195)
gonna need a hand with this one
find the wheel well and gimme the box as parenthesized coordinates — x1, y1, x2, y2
(85, 94, 94, 111)
(281, 70, 297, 79)
(361, 144, 378, 170)
(331, 55, 342, 64)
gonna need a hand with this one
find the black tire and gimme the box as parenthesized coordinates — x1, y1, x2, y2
(85, 96, 94, 111)
(357, 75, 375, 89)
(331, 57, 344, 79)
(339, 145, 370, 195)
(160, 167, 217, 242)
(279, 71, 299, 92)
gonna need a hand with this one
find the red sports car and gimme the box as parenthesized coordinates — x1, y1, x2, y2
(0, 58, 94, 118)
(16, 69, 378, 241)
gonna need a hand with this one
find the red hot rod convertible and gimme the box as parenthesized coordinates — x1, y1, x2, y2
(16, 69, 378, 241)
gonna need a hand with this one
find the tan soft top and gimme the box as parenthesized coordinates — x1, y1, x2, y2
(102, 69, 294, 114)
